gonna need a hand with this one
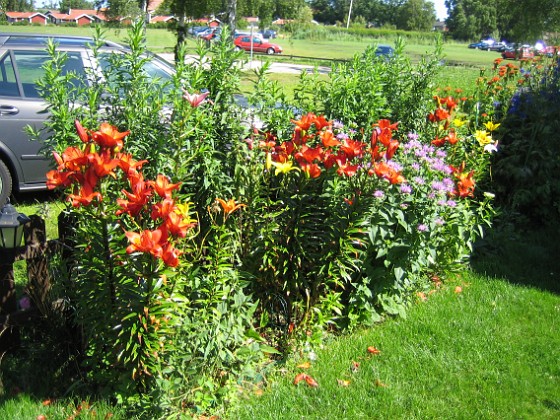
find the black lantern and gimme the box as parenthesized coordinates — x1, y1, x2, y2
(0, 199, 30, 252)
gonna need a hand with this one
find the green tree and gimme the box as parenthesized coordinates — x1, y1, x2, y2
(398, 0, 436, 31)
(59, 0, 94, 12)
(445, 0, 497, 40)
(1, 0, 33, 12)
(496, 0, 560, 42)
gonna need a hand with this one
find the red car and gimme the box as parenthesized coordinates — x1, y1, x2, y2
(501, 46, 534, 60)
(233, 35, 283, 55)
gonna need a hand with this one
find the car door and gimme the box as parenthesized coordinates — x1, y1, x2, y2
(252, 38, 265, 53)
(0, 49, 87, 190)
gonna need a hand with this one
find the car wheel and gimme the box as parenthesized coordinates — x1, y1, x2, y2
(0, 160, 12, 207)
(267, 48, 275, 55)
(234, 46, 242, 52)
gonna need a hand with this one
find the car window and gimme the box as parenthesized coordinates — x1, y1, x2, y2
(0, 52, 19, 97)
(0, 50, 86, 98)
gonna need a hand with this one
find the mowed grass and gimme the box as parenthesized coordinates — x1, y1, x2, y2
(231, 231, 560, 419)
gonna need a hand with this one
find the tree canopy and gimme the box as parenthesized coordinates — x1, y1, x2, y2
(446, 0, 560, 42)
(309, 0, 436, 29)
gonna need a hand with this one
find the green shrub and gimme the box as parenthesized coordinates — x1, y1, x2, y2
(491, 56, 560, 226)
(13, 20, 498, 418)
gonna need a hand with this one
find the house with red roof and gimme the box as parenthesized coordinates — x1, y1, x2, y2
(4, 11, 48, 25)
(45, 9, 107, 26)
(149, 15, 176, 24)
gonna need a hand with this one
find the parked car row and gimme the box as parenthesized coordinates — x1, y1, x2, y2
(468, 39, 509, 52)
(469, 38, 559, 60)
(189, 26, 283, 54)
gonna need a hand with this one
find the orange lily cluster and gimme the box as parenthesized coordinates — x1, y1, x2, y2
(47, 121, 195, 267)
(426, 96, 478, 198)
(428, 95, 460, 148)
(258, 113, 405, 184)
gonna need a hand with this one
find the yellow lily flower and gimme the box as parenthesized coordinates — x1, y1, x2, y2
(484, 121, 501, 132)
(453, 118, 467, 128)
(474, 130, 493, 146)
(271, 160, 300, 176)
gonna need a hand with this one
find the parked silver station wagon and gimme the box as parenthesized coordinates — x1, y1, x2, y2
(0, 33, 176, 206)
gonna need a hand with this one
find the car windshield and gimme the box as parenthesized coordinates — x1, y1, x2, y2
(97, 52, 175, 92)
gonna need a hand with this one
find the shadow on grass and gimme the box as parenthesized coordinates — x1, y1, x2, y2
(470, 222, 560, 295)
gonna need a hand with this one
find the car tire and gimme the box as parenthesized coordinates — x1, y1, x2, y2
(234, 46, 242, 52)
(0, 160, 12, 207)
(267, 48, 275, 55)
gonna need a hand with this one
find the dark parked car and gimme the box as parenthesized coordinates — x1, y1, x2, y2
(489, 42, 508, 52)
(374, 45, 394, 57)
(201, 27, 221, 42)
(0, 33, 176, 205)
(233, 35, 283, 54)
(188, 26, 209, 36)
(468, 40, 494, 50)
(259, 29, 277, 39)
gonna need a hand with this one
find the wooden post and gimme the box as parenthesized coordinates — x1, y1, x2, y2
(23, 215, 50, 314)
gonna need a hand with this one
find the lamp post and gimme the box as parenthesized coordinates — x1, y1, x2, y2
(0, 199, 30, 352)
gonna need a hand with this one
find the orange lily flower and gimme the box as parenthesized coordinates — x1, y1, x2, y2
(385, 139, 400, 160)
(451, 162, 476, 198)
(312, 114, 331, 130)
(125, 228, 164, 258)
(295, 145, 323, 164)
(337, 163, 359, 177)
(46, 169, 73, 189)
(117, 153, 148, 175)
(340, 139, 366, 159)
(320, 129, 340, 147)
(151, 174, 182, 198)
(375, 119, 399, 131)
(300, 162, 322, 178)
(117, 173, 153, 216)
(151, 198, 176, 221)
(216, 198, 246, 215)
(291, 113, 316, 131)
(61, 146, 89, 172)
(89, 150, 119, 178)
(165, 211, 196, 238)
(75, 120, 89, 143)
(67, 169, 101, 207)
(431, 137, 446, 147)
(445, 128, 459, 145)
(373, 161, 406, 184)
(161, 243, 182, 267)
(90, 122, 130, 151)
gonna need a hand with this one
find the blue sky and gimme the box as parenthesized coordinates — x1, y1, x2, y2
(430, 0, 448, 20)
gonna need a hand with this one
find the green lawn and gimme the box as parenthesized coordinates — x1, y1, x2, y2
(230, 230, 560, 419)
(4, 223, 559, 418)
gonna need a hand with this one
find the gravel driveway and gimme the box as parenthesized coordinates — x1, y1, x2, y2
(158, 53, 330, 74)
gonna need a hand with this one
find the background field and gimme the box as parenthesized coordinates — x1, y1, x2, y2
(1, 25, 503, 68)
